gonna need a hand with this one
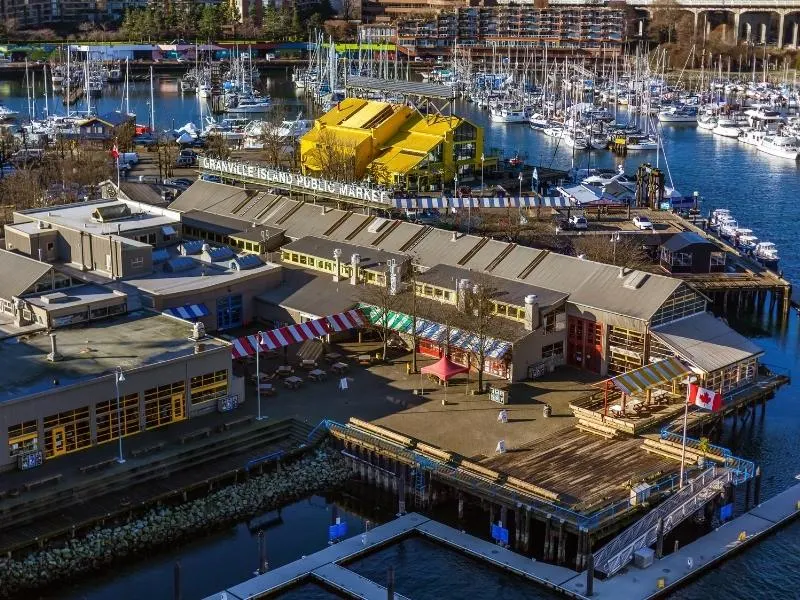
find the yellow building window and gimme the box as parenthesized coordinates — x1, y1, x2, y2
(43, 406, 91, 458)
(144, 381, 186, 429)
(95, 393, 140, 444)
(8, 420, 38, 458)
(282, 251, 290, 261)
(190, 370, 229, 406)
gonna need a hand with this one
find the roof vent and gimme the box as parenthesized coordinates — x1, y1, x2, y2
(623, 270, 650, 290)
(367, 217, 388, 234)
(525, 294, 538, 305)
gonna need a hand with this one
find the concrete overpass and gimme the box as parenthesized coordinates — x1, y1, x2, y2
(547, 0, 800, 48)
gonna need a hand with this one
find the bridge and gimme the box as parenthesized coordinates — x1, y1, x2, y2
(547, 0, 800, 48)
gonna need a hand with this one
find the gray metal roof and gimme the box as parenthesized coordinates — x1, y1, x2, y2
(523, 253, 682, 321)
(0, 250, 53, 298)
(283, 236, 408, 270)
(346, 77, 455, 100)
(417, 264, 567, 309)
(181, 210, 283, 239)
(168, 180, 280, 219)
(661, 232, 719, 252)
(652, 312, 763, 373)
(256, 267, 361, 317)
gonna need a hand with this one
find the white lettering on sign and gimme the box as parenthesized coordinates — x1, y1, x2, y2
(199, 157, 390, 205)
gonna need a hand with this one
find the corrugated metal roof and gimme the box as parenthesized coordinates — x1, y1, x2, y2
(0, 249, 52, 298)
(485, 245, 544, 279)
(522, 253, 681, 321)
(316, 97, 368, 125)
(372, 149, 425, 174)
(652, 312, 763, 373)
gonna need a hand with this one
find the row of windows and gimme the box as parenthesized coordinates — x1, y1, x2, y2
(651, 286, 707, 327)
(704, 358, 758, 394)
(282, 251, 388, 285)
(96, 393, 140, 444)
(190, 370, 229, 406)
(183, 226, 262, 254)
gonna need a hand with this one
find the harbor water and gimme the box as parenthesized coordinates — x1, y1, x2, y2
(1, 72, 799, 599)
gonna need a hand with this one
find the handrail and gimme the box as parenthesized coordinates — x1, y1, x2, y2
(245, 450, 285, 472)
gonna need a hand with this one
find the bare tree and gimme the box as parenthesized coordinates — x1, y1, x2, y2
(455, 275, 520, 392)
(259, 105, 291, 167)
(572, 234, 652, 271)
(397, 257, 422, 373)
(307, 128, 358, 182)
(359, 274, 404, 361)
(204, 133, 231, 161)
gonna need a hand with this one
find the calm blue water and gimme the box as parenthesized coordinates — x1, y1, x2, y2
(2, 72, 799, 599)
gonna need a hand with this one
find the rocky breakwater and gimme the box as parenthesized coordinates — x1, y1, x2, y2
(0, 447, 349, 597)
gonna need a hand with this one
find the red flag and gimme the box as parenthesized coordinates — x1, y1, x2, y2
(688, 383, 722, 411)
(111, 143, 120, 160)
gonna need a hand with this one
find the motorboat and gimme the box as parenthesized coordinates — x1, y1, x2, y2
(626, 135, 658, 151)
(226, 95, 272, 114)
(737, 233, 759, 251)
(0, 105, 18, 121)
(758, 134, 800, 160)
(739, 129, 767, 147)
(709, 208, 732, 231)
(697, 113, 717, 130)
(657, 106, 698, 124)
(712, 118, 742, 138)
(753, 241, 779, 270)
(563, 131, 589, 151)
(718, 219, 740, 240)
(542, 125, 565, 139)
(489, 104, 530, 123)
(528, 113, 549, 131)
(590, 134, 608, 150)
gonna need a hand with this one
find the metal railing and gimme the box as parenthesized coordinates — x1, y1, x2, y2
(593, 466, 730, 578)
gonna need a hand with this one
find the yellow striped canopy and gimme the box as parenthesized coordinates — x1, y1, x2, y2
(609, 357, 690, 396)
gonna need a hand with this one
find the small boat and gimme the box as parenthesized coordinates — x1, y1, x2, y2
(226, 95, 271, 114)
(697, 113, 717, 130)
(626, 135, 658, 151)
(528, 113, 549, 131)
(657, 106, 698, 124)
(758, 134, 800, 160)
(0, 105, 19, 121)
(712, 118, 742, 138)
(563, 131, 589, 151)
(753, 241, 779, 270)
(490, 104, 530, 124)
(709, 208, 732, 231)
(718, 219, 740, 240)
(590, 135, 608, 150)
(739, 129, 767, 147)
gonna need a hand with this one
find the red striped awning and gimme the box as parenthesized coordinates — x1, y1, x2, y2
(230, 309, 365, 359)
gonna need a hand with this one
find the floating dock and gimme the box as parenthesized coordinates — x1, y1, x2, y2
(207, 483, 800, 599)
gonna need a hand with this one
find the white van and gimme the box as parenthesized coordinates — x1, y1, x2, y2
(120, 152, 140, 166)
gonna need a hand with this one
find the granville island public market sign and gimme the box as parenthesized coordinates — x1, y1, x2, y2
(199, 157, 391, 204)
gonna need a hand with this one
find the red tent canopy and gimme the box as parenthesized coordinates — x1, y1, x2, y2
(420, 356, 469, 381)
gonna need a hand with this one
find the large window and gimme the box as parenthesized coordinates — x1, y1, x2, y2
(608, 326, 645, 374)
(190, 370, 228, 406)
(542, 341, 564, 359)
(43, 406, 91, 458)
(8, 420, 38, 459)
(543, 307, 566, 333)
(704, 357, 758, 394)
(95, 393, 140, 443)
(144, 380, 186, 429)
(710, 252, 726, 267)
(651, 286, 707, 326)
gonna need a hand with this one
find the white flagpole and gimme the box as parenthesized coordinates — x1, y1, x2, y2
(679, 375, 697, 489)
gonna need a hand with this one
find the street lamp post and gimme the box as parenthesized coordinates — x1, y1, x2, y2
(256, 331, 266, 421)
(610, 232, 621, 265)
(114, 367, 126, 464)
(679, 375, 698, 488)
(480, 153, 485, 193)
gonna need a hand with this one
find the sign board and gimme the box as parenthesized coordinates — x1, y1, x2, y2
(328, 521, 348, 542)
(18, 449, 44, 471)
(217, 394, 240, 413)
(199, 157, 391, 205)
(489, 387, 508, 405)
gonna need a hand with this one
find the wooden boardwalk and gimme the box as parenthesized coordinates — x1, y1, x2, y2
(481, 429, 675, 509)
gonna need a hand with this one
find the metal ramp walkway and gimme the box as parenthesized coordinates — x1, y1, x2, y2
(592, 466, 731, 578)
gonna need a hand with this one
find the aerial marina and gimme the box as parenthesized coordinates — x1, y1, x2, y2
(1, 4, 800, 600)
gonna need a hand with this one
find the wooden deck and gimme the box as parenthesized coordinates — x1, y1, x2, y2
(480, 428, 676, 510)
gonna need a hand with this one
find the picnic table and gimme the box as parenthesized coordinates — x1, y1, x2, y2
(358, 354, 372, 366)
(251, 372, 274, 384)
(325, 352, 343, 363)
(610, 404, 624, 417)
(275, 365, 294, 377)
(258, 382, 277, 396)
(331, 362, 348, 375)
(301, 359, 317, 370)
(308, 369, 328, 382)
(284, 375, 303, 389)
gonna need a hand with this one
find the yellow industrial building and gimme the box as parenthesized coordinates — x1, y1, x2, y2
(299, 97, 488, 191)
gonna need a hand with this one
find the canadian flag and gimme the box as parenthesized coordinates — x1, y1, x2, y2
(111, 143, 120, 160)
(688, 383, 722, 411)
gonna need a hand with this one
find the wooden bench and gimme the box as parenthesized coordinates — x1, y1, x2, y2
(179, 427, 212, 444)
(23, 473, 62, 492)
(79, 457, 119, 475)
(224, 415, 254, 431)
(131, 441, 166, 458)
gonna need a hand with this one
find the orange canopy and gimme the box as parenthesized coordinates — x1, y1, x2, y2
(420, 356, 469, 381)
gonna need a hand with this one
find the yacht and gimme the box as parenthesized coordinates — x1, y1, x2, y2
(626, 135, 658, 151)
(0, 105, 18, 121)
(753, 241, 779, 270)
(758, 134, 800, 160)
(657, 106, 698, 124)
(590, 134, 608, 150)
(709, 209, 733, 231)
(697, 113, 717, 130)
(489, 104, 530, 123)
(739, 129, 767, 147)
(201, 117, 248, 142)
(712, 118, 742, 138)
(563, 130, 589, 150)
(226, 95, 272, 114)
(543, 125, 565, 139)
(718, 219, 740, 240)
(528, 113, 549, 131)
(737, 233, 759, 252)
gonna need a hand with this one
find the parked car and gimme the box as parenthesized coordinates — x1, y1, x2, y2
(175, 149, 197, 167)
(119, 151, 139, 166)
(633, 215, 654, 230)
(568, 215, 588, 230)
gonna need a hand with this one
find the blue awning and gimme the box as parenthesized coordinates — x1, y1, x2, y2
(163, 303, 209, 320)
